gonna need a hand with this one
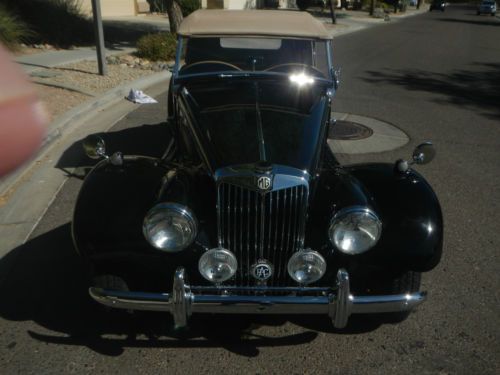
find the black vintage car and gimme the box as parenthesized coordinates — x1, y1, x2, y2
(74, 10, 443, 329)
(429, 0, 446, 11)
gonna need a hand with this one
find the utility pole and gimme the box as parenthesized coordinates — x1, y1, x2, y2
(91, 0, 107, 76)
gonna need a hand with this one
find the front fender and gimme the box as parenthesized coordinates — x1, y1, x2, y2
(346, 163, 443, 272)
(72, 156, 168, 258)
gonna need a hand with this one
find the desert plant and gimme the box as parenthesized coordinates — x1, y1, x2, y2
(0, 5, 33, 50)
(2, 0, 93, 48)
(136, 33, 177, 61)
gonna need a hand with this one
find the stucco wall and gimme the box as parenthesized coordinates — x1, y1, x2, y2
(80, 0, 137, 17)
(202, 0, 258, 8)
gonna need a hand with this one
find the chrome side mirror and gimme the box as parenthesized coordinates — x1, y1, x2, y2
(412, 142, 435, 165)
(332, 68, 341, 90)
(395, 141, 435, 173)
(83, 135, 107, 159)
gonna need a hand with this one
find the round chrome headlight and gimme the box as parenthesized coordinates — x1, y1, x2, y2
(287, 249, 326, 284)
(328, 206, 382, 255)
(198, 248, 237, 283)
(143, 202, 198, 252)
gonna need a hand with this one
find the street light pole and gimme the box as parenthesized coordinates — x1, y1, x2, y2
(91, 0, 107, 76)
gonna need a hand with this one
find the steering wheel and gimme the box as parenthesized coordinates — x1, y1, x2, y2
(264, 63, 325, 78)
(179, 60, 242, 75)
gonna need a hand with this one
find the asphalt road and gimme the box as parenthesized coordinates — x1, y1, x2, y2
(1, 5, 499, 374)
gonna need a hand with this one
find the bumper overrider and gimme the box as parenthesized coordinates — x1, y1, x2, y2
(89, 268, 426, 328)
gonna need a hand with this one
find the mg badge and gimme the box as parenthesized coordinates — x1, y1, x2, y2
(251, 260, 273, 281)
(257, 176, 272, 191)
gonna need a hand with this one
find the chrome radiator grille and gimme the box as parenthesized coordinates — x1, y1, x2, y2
(217, 182, 308, 286)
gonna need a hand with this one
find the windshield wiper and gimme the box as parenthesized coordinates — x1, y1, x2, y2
(254, 81, 267, 162)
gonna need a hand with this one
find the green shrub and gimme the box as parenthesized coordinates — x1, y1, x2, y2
(2, 0, 93, 48)
(179, 0, 201, 16)
(0, 5, 33, 51)
(136, 33, 177, 61)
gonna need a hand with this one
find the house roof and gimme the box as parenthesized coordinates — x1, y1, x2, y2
(178, 10, 332, 40)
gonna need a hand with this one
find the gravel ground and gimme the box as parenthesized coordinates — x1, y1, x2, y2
(32, 58, 156, 121)
(43, 60, 156, 94)
(33, 84, 88, 121)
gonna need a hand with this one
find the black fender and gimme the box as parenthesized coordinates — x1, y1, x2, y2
(308, 163, 442, 273)
(73, 157, 168, 258)
(72, 157, 211, 290)
(346, 163, 443, 272)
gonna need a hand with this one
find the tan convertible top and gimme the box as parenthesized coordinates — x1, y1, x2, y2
(178, 10, 332, 40)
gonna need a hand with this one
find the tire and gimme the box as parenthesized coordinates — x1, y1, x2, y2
(390, 271, 421, 295)
(93, 274, 129, 291)
(296, 0, 311, 10)
(385, 271, 422, 322)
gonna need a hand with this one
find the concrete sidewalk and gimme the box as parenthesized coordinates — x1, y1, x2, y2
(14, 13, 170, 73)
(321, 6, 428, 36)
(14, 47, 135, 73)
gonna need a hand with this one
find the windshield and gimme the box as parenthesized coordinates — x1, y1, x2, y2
(177, 36, 331, 79)
(182, 79, 328, 171)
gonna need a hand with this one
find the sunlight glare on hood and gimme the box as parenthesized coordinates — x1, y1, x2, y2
(289, 72, 314, 86)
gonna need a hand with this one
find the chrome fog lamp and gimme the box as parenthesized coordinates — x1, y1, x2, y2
(328, 206, 382, 255)
(143, 202, 198, 252)
(287, 249, 326, 284)
(198, 248, 237, 283)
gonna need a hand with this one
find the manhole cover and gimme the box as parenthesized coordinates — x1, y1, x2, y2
(329, 120, 373, 140)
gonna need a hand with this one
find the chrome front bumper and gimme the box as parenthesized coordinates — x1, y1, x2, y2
(89, 268, 426, 329)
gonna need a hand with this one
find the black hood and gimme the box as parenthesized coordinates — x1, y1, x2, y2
(180, 78, 330, 173)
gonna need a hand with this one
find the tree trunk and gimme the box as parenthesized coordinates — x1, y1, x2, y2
(165, 0, 183, 33)
(329, 0, 336, 24)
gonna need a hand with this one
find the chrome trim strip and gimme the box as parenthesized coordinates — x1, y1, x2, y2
(259, 191, 266, 258)
(239, 185, 244, 282)
(350, 293, 427, 314)
(272, 189, 279, 285)
(247, 188, 251, 285)
(217, 182, 222, 247)
(279, 189, 287, 280)
(89, 268, 427, 329)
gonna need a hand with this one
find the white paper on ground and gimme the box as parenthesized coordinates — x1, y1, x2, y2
(126, 89, 158, 104)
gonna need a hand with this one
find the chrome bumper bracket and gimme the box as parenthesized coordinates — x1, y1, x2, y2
(89, 267, 426, 329)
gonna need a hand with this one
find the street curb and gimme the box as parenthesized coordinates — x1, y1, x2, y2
(41, 71, 171, 149)
(0, 71, 171, 199)
(326, 7, 428, 37)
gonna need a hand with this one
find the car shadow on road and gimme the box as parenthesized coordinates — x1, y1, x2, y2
(55, 122, 171, 178)
(363, 62, 500, 120)
(0, 223, 402, 357)
(438, 17, 500, 26)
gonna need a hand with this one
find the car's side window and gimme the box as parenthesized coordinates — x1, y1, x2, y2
(313, 41, 330, 79)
